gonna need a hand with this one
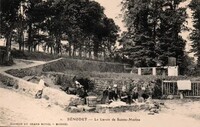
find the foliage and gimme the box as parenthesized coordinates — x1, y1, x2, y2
(120, 0, 188, 74)
(0, 0, 22, 63)
(189, 0, 200, 70)
(1, 0, 119, 61)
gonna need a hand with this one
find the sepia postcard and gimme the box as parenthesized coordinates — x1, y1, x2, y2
(0, 0, 200, 127)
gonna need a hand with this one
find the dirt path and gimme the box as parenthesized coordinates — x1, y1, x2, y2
(0, 59, 46, 73)
(0, 88, 200, 127)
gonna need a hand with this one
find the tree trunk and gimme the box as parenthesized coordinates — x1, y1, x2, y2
(72, 41, 77, 57)
(55, 35, 61, 54)
(89, 51, 91, 59)
(79, 46, 82, 58)
(22, 33, 25, 52)
(93, 43, 99, 60)
(27, 22, 32, 52)
(72, 46, 76, 57)
(69, 41, 72, 57)
(5, 33, 12, 63)
(19, 43, 22, 51)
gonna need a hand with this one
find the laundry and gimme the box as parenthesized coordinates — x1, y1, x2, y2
(177, 80, 191, 90)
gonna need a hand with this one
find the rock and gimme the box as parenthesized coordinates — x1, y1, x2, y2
(96, 104, 109, 113)
(43, 95, 49, 100)
(69, 96, 83, 106)
(150, 108, 159, 113)
(77, 105, 96, 112)
(153, 102, 160, 109)
(108, 101, 127, 107)
(65, 106, 81, 113)
(13, 84, 19, 89)
(86, 96, 97, 107)
(167, 95, 174, 100)
(138, 103, 148, 110)
(137, 97, 144, 103)
(130, 104, 140, 112)
(161, 95, 167, 99)
(160, 102, 165, 105)
(148, 112, 155, 115)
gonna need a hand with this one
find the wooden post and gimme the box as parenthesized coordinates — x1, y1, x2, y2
(173, 82, 175, 95)
(138, 68, 142, 75)
(180, 91, 183, 99)
(195, 83, 197, 96)
(193, 84, 195, 96)
(152, 67, 156, 76)
(162, 80, 164, 96)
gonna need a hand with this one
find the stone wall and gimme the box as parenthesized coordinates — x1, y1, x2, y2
(41, 72, 134, 96)
(0, 72, 76, 107)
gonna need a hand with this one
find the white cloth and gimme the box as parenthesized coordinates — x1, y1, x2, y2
(75, 81, 80, 85)
(122, 85, 126, 92)
(141, 87, 146, 91)
(177, 80, 191, 90)
(168, 66, 178, 76)
(37, 79, 45, 90)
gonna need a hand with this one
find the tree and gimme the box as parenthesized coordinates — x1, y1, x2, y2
(189, 0, 200, 69)
(121, 0, 157, 67)
(0, 0, 22, 63)
(156, 0, 187, 74)
(25, 0, 53, 52)
(101, 17, 120, 59)
(121, 0, 187, 73)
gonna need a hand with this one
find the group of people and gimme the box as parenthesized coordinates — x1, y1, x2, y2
(101, 80, 154, 104)
(65, 80, 87, 96)
(64, 80, 88, 104)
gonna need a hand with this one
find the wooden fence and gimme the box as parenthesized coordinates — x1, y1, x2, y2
(162, 80, 200, 97)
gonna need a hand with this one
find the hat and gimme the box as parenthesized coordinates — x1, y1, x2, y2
(113, 84, 118, 88)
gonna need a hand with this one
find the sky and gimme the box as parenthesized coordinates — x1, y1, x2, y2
(94, 0, 126, 31)
(95, 0, 196, 58)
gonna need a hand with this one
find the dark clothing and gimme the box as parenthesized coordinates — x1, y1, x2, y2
(108, 90, 115, 100)
(77, 88, 87, 98)
(126, 93, 132, 104)
(142, 93, 149, 100)
(108, 89, 120, 101)
(101, 89, 109, 104)
(132, 92, 138, 100)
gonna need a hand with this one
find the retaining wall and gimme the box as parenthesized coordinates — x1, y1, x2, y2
(0, 72, 76, 107)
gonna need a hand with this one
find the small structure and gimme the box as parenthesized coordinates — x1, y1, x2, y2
(136, 66, 178, 76)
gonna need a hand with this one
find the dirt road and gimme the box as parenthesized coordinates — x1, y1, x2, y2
(0, 87, 200, 127)
(0, 59, 46, 73)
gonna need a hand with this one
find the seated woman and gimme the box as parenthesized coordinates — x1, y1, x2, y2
(101, 86, 110, 104)
(132, 87, 139, 101)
